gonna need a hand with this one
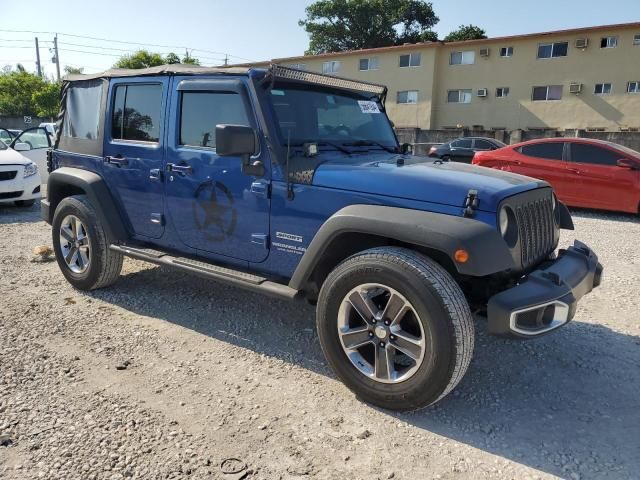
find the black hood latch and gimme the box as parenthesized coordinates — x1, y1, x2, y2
(463, 189, 479, 218)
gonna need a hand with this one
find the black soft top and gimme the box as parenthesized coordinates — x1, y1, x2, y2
(63, 64, 253, 82)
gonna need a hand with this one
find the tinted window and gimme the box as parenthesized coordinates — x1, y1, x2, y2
(180, 92, 250, 148)
(571, 143, 622, 166)
(474, 139, 494, 149)
(520, 142, 564, 160)
(451, 139, 472, 148)
(111, 84, 162, 142)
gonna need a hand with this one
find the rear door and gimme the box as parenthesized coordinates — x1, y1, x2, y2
(102, 78, 168, 239)
(566, 142, 637, 211)
(449, 139, 475, 162)
(510, 141, 571, 200)
(163, 76, 270, 262)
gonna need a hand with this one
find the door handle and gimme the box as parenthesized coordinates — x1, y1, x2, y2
(567, 168, 581, 174)
(509, 160, 521, 166)
(105, 155, 129, 167)
(166, 163, 193, 175)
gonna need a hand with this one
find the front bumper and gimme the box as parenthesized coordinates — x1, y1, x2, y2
(0, 169, 42, 203)
(487, 240, 603, 338)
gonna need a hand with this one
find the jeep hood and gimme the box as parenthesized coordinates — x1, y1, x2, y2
(312, 154, 547, 212)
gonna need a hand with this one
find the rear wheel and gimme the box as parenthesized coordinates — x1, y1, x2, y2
(316, 247, 474, 411)
(52, 195, 123, 290)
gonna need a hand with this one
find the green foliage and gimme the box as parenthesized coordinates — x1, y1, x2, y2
(299, 0, 439, 54)
(32, 82, 61, 117)
(0, 69, 56, 116)
(443, 24, 487, 42)
(114, 50, 201, 69)
(64, 65, 84, 75)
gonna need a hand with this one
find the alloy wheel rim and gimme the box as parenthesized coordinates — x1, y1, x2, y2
(337, 283, 426, 384)
(59, 215, 90, 274)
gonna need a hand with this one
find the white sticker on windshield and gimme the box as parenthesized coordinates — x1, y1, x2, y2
(358, 100, 380, 114)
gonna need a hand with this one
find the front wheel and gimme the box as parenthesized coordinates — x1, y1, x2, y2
(316, 247, 474, 411)
(52, 195, 123, 290)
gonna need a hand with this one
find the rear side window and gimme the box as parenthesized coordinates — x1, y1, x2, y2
(571, 143, 622, 166)
(519, 142, 564, 160)
(180, 92, 250, 148)
(63, 80, 102, 140)
(474, 139, 494, 149)
(111, 84, 162, 142)
(451, 139, 472, 148)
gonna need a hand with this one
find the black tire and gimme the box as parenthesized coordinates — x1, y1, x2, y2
(316, 247, 474, 411)
(52, 195, 123, 291)
(441, 155, 450, 162)
(14, 199, 35, 207)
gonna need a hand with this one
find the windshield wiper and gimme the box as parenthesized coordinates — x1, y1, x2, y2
(288, 141, 351, 155)
(343, 140, 398, 154)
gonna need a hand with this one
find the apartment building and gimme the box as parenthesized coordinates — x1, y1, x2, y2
(243, 22, 640, 131)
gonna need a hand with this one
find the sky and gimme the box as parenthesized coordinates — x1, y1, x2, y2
(1, 0, 638, 79)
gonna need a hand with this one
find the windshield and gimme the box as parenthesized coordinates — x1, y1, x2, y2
(0, 140, 7, 150)
(267, 85, 397, 150)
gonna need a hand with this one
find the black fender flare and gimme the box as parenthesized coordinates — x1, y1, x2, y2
(44, 167, 129, 241)
(288, 205, 516, 290)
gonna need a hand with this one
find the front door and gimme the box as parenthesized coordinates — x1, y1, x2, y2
(102, 78, 168, 239)
(164, 76, 270, 263)
(10, 127, 52, 182)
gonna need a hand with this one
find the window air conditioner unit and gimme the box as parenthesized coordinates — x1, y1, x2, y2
(575, 38, 589, 49)
(569, 83, 583, 94)
(479, 48, 490, 57)
(477, 88, 488, 97)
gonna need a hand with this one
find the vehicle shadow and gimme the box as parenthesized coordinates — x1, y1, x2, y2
(88, 264, 640, 479)
(568, 207, 640, 224)
(0, 199, 42, 224)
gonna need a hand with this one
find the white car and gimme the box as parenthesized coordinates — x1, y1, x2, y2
(3, 126, 52, 183)
(0, 140, 41, 207)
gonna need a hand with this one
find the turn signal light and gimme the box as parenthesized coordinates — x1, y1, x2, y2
(454, 249, 469, 263)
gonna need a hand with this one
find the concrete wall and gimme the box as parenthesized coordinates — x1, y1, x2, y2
(0, 116, 52, 130)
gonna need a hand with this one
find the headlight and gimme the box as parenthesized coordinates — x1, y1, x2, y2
(498, 206, 518, 247)
(23, 162, 38, 178)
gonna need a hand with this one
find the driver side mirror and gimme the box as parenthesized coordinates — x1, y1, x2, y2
(14, 142, 31, 152)
(216, 124, 263, 177)
(617, 158, 640, 170)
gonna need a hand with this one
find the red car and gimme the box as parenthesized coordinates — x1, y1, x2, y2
(473, 138, 640, 214)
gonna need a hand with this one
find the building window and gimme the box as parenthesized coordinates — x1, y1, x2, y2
(447, 89, 472, 104)
(634, 34, 640, 46)
(600, 36, 618, 48)
(397, 90, 419, 104)
(322, 61, 341, 74)
(450, 51, 475, 65)
(594, 83, 612, 95)
(496, 87, 510, 98)
(359, 57, 379, 71)
(628, 81, 640, 93)
(288, 64, 306, 70)
(532, 85, 563, 101)
(399, 53, 421, 67)
(537, 42, 568, 59)
(500, 47, 514, 57)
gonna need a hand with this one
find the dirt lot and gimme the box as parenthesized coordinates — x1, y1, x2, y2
(1, 202, 639, 480)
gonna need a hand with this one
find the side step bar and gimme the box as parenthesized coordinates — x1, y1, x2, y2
(109, 244, 302, 302)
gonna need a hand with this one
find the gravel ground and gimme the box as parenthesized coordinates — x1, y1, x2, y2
(1, 202, 638, 480)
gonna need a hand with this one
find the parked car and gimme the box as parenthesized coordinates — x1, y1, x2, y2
(473, 138, 640, 214)
(429, 137, 505, 163)
(9, 127, 53, 183)
(39, 122, 58, 136)
(0, 139, 41, 206)
(42, 64, 602, 411)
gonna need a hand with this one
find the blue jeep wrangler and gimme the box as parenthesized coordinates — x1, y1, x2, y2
(42, 65, 602, 410)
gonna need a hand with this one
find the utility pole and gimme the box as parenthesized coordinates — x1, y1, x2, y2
(184, 48, 189, 63)
(224, 54, 228, 66)
(53, 34, 61, 81)
(35, 37, 42, 77)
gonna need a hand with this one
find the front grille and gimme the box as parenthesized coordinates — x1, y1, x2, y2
(0, 191, 23, 199)
(0, 171, 17, 181)
(501, 188, 558, 271)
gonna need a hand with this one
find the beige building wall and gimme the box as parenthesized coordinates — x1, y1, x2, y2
(248, 22, 640, 132)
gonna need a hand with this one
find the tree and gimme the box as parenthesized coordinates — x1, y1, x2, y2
(299, 0, 439, 54)
(114, 50, 201, 69)
(32, 82, 61, 117)
(0, 70, 48, 116)
(443, 24, 487, 42)
(64, 66, 84, 75)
